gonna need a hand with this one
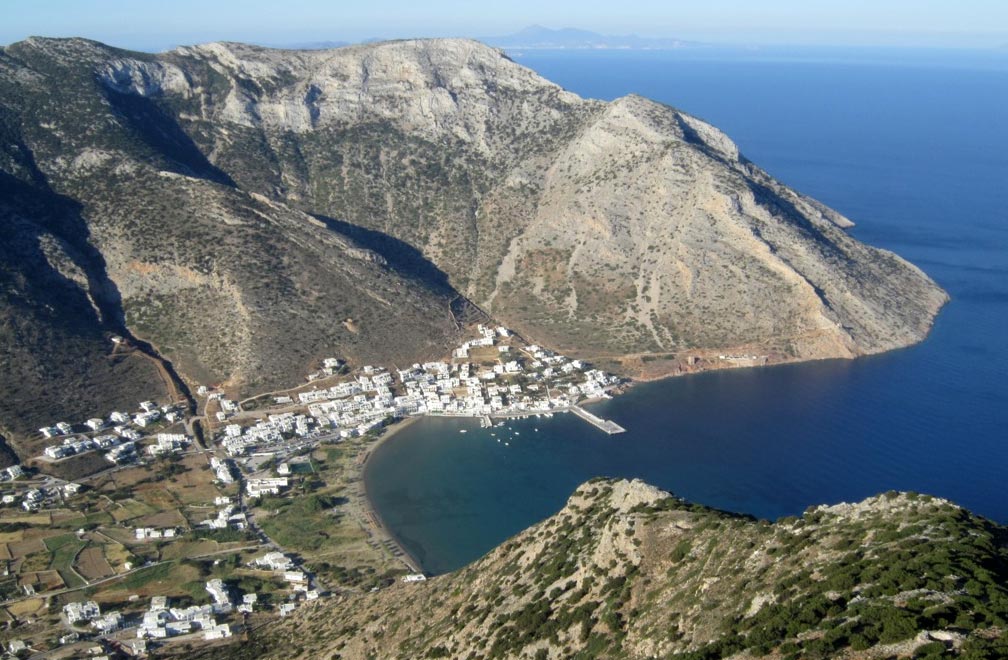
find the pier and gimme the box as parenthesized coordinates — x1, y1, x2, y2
(570, 405, 626, 435)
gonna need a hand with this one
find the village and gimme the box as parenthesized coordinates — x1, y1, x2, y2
(0, 325, 621, 657)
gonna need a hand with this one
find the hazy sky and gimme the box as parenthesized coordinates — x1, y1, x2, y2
(2, 0, 1006, 51)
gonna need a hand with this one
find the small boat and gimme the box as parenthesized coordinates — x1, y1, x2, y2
(504, 442, 509, 446)
(459, 429, 467, 434)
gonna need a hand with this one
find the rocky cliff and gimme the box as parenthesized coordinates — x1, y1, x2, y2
(0, 36, 946, 446)
(215, 479, 1008, 659)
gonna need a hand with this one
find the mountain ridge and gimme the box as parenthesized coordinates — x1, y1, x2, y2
(211, 478, 1008, 660)
(0, 36, 946, 453)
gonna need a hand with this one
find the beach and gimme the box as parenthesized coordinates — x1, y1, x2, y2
(355, 416, 425, 574)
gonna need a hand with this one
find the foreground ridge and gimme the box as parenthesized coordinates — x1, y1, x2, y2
(213, 479, 1008, 659)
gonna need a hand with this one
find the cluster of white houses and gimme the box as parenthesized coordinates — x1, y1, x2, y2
(18, 481, 81, 511)
(134, 527, 178, 541)
(219, 412, 316, 456)
(65, 590, 235, 642)
(40, 401, 183, 440)
(9, 326, 619, 645)
(199, 496, 247, 530)
(36, 399, 189, 465)
(210, 456, 236, 484)
(146, 433, 191, 457)
(250, 552, 318, 606)
(59, 563, 309, 641)
(213, 325, 618, 455)
(137, 591, 232, 641)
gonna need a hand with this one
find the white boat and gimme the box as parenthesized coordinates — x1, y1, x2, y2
(459, 429, 467, 433)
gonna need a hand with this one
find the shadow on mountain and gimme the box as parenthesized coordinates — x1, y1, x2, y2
(102, 89, 236, 187)
(0, 157, 195, 421)
(312, 214, 455, 296)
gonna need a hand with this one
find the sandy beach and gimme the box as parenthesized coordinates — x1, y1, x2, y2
(357, 416, 426, 574)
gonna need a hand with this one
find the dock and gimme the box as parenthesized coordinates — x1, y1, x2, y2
(570, 405, 626, 435)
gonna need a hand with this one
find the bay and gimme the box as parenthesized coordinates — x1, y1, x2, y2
(366, 47, 1008, 576)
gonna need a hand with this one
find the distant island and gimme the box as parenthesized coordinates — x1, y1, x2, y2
(486, 24, 697, 50)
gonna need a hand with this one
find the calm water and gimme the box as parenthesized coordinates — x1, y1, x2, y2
(366, 47, 1008, 576)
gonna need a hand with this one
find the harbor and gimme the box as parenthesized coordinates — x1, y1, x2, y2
(569, 405, 626, 435)
(469, 405, 625, 435)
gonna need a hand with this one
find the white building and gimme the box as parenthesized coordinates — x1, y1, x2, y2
(64, 600, 101, 624)
(254, 552, 293, 571)
(206, 578, 231, 608)
(246, 477, 288, 498)
(93, 611, 123, 634)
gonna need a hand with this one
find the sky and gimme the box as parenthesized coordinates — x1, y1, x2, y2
(2, 0, 1006, 51)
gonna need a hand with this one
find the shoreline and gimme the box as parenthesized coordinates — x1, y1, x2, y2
(349, 332, 948, 578)
(358, 416, 426, 574)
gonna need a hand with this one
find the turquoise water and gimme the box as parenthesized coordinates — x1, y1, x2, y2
(366, 48, 1008, 576)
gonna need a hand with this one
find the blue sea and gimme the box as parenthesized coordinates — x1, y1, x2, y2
(366, 46, 1008, 576)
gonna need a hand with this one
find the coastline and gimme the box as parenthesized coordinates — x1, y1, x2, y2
(349, 319, 953, 578)
(358, 416, 426, 574)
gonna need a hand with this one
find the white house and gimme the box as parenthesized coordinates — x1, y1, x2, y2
(64, 600, 101, 624)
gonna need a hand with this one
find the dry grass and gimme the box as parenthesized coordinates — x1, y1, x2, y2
(19, 570, 64, 592)
(109, 498, 156, 522)
(159, 539, 223, 560)
(103, 542, 132, 572)
(107, 466, 151, 488)
(74, 545, 115, 581)
(133, 508, 187, 529)
(0, 513, 51, 526)
(95, 560, 201, 599)
(8, 537, 45, 559)
(0, 531, 23, 544)
(166, 478, 222, 506)
(97, 527, 135, 546)
(50, 510, 86, 527)
(135, 485, 179, 511)
(7, 596, 45, 618)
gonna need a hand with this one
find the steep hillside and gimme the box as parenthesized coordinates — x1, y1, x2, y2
(0, 36, 946, 445)
(221, 479, 1008, 660)
(0, 38, 466, 446)
(119, 38, 946, 364)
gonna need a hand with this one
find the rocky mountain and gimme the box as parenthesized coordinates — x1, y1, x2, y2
(0, 36, 946, 448)
(215, 479, 1008, 659)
